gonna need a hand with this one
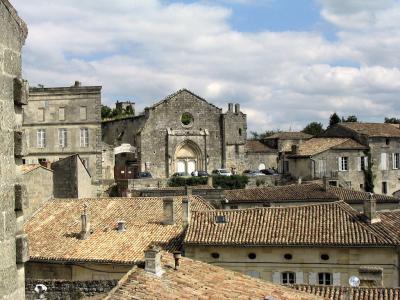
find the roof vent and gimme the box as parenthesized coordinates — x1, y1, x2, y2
(117, 220, 126, 232)
(74, 81, 81, 87)
(215, 215, 226, 223)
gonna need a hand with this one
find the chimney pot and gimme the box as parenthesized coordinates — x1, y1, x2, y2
(163, 197, 175, 225)
(364, 194, 380, 224)
(228, 103, 233, 112)
(117, 220, 126, 232)
(173, 251, 182, 270)
(79, 204, 90, 240)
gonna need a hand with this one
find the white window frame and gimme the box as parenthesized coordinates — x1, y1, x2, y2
(36, 129, 46, 148)
(338, 157, 349, 171)
(393, 153, 399, 170)
(281, 272, 296, 284)
(80, 128, 89, 148)
(318, 272, 332, 285)
(58, 128, 67, 148)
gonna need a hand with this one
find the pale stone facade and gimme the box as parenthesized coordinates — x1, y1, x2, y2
(102, 89, 249, 178)
(0, 1, 28, 298)
(22, 82, 102, 194)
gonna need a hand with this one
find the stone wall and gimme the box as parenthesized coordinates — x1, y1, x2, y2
(23, 167, 53, 221)
(25, 279, 117, 300)
(0, 0, 28, 299)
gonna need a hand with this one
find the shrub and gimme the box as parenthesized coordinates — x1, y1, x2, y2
(168, 176, 207, 187)
(212, 175, 249, 190)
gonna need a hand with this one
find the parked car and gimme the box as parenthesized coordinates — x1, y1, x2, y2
(260, 168, 279, 176)
(172, 172, 186, 177)
(211, 169, 232, 176)
(137, 171, 152, 178)
(242, 170, 266, 177)
(191, 170, 209, 177)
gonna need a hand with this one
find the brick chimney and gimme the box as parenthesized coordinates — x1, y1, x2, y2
(363, 193, 381, 224)
(144, 245, 163, 276)
(162, 197, 175, 225)
(79, 204, 90, 240)
(182, 197, 190, 226)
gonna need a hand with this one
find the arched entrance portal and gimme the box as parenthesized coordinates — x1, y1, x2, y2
(174, 141, 203, 175)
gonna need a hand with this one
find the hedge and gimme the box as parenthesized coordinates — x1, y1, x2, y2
(168, 175, 248, 190)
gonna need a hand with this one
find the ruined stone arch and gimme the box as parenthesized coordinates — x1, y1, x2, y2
(173, 140, 203, 175)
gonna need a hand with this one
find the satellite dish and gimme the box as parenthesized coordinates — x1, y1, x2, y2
(349, 276, 360, 287)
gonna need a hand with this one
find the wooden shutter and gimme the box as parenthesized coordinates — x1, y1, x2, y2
(338, 157, 342, 171)
(272, 272, 281, 284)
(333, 273, 341, 285)
(308, 272, 317, 285)
(380, 153, 387, 170)
(296, 272, 304, 284)
(364, 156, 368, 168)
(357, 157, 361, 171)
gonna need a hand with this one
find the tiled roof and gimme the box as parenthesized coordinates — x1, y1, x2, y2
(290, 285, 400, 300)
(19, 164, 53, 174)
(246, 140, 277, 153)
(339, 122, 400, 137)
(156, 185, 213, 190)
(378, 210, 400, 238)
(289, 138, 366, 157)
(184, 201, 399, 247)
(224, 183, 397, 204)
(265, 132, 313, 140)
(25, 196, 213, 264)
(106, 252, 321, 300)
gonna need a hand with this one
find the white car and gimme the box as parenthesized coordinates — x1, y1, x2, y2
(211, 169, 232, 176)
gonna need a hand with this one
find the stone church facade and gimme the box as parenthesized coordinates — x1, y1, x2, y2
(102, 89, 262, 179)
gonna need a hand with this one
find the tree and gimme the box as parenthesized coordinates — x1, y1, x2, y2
(342, 115, 358, 122)
(101, 105, 112, 119)
(329, 112, 341, 127)
(384, 117, 400, 124)
(124, 105, 134, 116)
(302, 122, 324, 136)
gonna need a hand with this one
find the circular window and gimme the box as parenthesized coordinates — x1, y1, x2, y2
(181, 112, 193, 126)
(321, 254, 329, 260)
(211, 252, 220, 259)
(284, 253, 292, 260)
(248, 253, 257, 260)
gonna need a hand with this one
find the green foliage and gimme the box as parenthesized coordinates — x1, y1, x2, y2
(101, 105, 112, 119)
(342, 115, 358, 122)
(168, 176, 207, 187)
(101, 104, 135, 120)
(249, 130, 281, 140)
(363, 150, 375, 193)
(385, 117, 400, 124)
(302, 122, 324, 136)
(212, 175, 249, 190)
(256, 178, 266, 187)
(181, 112, 193, 125)
(329, 112, 341, 127)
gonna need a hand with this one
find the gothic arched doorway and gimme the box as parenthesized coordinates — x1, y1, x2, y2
(174, 141, 203, 175)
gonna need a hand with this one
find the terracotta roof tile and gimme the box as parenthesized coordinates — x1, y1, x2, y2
(224, 183, 397, 204)
(246, 140, 277, 153)
(340, 122, 400, 137)
(25, 196, 213, 264)
(290, 138, 366, 157)
(106, 253, 322, 300)
(185, 201, 399, 247)
(291, 285, 400, 300)
(265, 132, 313, 140)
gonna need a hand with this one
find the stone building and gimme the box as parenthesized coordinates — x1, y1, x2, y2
(25, 195, 212, 280)
(0, 0, 29, 298)
(285, 137, 368, 190)
(323, 123, 400, 196)
(185, 200, 400, 288)
(223, 183, 399, 210)
(22, 81, 102, 193)
(103, 89, 269, 179)
(19, 164, 53, 221)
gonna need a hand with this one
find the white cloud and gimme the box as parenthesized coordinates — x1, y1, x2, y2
(12, 0, 400, 132)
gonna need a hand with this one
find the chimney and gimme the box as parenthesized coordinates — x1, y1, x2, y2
(291, 144, 298, 154)
(173, 251, 182, 270)
(74, 81, 81, 87)
(117, 220, 126, 232)
(144, 245, 163, 276)
(182, 197, 190, 226)
(228, 103, 233, 112)
(363, 193, 381, 224)
(79, 204, 90, 240)
(235, 103, 240, 114)
(323, 176, 329, 191)
(163, 197, 175, 225)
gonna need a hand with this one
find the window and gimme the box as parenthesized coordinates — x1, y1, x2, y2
(80, 106, 87, 120)
(235, 144, 240, 155)
(245, 270, 260, 278)
(284, 254, 293, 260)
(248, 253, 257, 260)
(393, 153, 400, 170)
(239, 128, 242, 136)
(181, 112, 193, 126)
(338, 157, 348, 171)
(59, 107, 65, 121)
(318, 273, 332, 285)
(215, 215, 226, 223)
(386, 138, 390, 145)
(36, 129, 46, 148)
(282, 272, 296, 284)
(211, 252, 220, 259)
(382, 182, 388, 194)
(359, 156, 368, 171)
(38, 108, 45, 122)
(380, 153, 388, 170)
(320, 254, 330, 261)
(80, 128, 89, 147)
(58, 128, 67, 148)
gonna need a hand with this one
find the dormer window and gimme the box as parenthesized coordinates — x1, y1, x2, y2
(215, 215, 226, 223)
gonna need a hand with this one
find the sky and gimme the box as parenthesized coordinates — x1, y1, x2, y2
(12, 0, 400, 133)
